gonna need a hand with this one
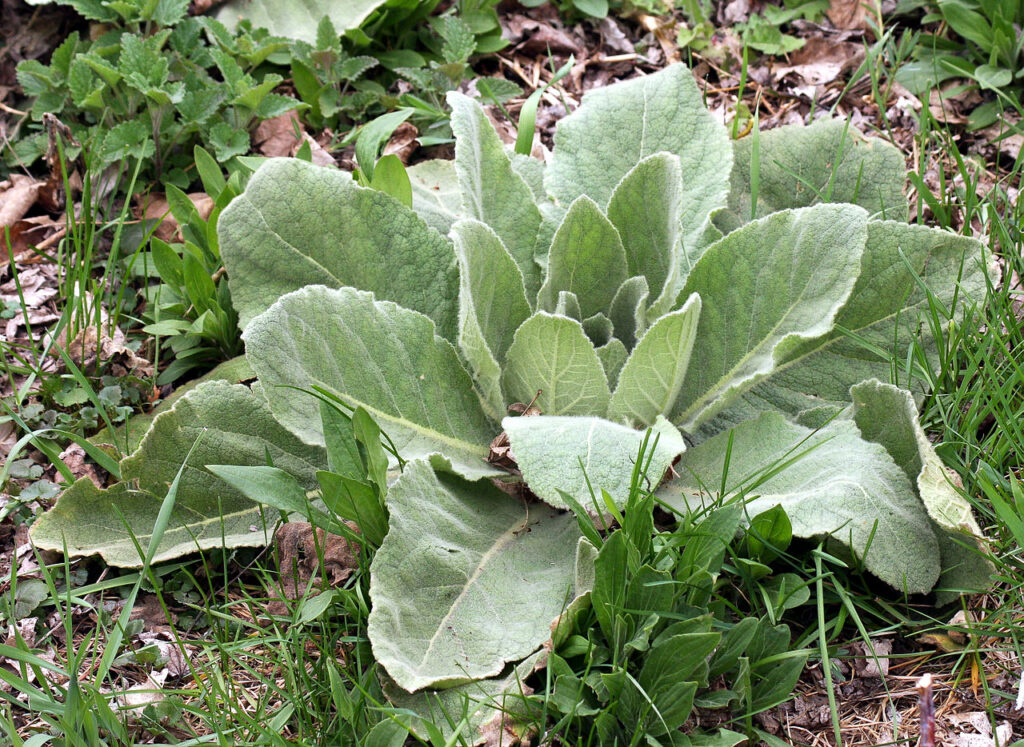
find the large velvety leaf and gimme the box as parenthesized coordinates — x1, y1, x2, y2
(215, 0, 387, 43)
(91, 355, 254, 454)
(451, 219, 531, 419)
(219, 158, 458, 337)
(659, 411, 941, 593)
(408, 159, 462, 236)
(449, 92, 545, 302)
(502, 312, 611, 416)
(848, 380, 992, 594)
(606, 153, 683, 310)
(719, 222, 988, 425)
(383, 650, 545, 742)
(505, 415, 686, 512)
(368, 461, 581, 692)
(244, 286, 502, 480)
(725, 118, 908, 226)
(31, 382, 325, 566)
(673, 204, 868, 431)
(609, 293, 701, 426)
(538, 196, 628, 319)
(546, 64, 732, 246)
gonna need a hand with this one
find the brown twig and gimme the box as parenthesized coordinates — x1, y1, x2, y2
(916, 673, 936, 747)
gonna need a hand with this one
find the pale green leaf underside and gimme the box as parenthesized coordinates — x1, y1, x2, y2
(546, 63, 732, 247)
(452, 219, 531, 419)
(505, 415, 686, 512)
(726, 118, 908, 226)
(244, 286, 502, 481)
(660, 411, 941, 592)
(215, 0, 386, 42)
(219, 158, 458, 338)
(449, 92, 545, 302)
(30, 382, 325, 567)
(609, 293, 701, 426)
(408, 159, 462, 236)
(847, 380, 992, 595)
(538, 195, 628, 320)
(674, 204, 868, 430)
(502, 312, 611, 416)
(369, 461, 581, 692)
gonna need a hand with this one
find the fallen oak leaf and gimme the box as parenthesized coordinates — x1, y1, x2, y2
(267, 521, 360, 616)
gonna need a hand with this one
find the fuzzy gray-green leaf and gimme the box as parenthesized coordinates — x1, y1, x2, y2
(546, 64, 732, 246)
(505, 415, 685, 512)
(502, 312, 611, 416)
(244, 286, 501, 480)
(368, 461, 580, 691)
(449, 92, 545, 302)
(452, 219, 531, 419)
(609, 293, 701, 425)
(30, 382, 325, 566)
(538, 196, 628, 319)
(660, 411, 941, 593)
(673, 204, 868, 430)
(219, 158, 458, 337)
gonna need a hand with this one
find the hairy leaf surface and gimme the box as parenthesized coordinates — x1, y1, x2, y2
(244, 286, 501, 480)
(660, 411, 941, 592)
(369, 461, 581, 691)
(31, 382, 324, 566)
(546, 64, 732, 248)
(502, 312, 611, 416)
(219, 158, 458, 337)
(674, 204, 868, 430)
(505, 415, 686, 511)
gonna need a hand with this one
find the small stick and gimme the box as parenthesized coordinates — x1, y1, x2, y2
(916, 673, 935, 747)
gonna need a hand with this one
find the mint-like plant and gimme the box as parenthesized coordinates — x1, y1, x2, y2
(33, 63, 990, 708)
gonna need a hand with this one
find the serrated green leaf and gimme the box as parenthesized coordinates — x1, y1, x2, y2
(30, 382, 324, 567)
(673, 204, 868, 431)
(451, 219, 531, 419)
(244, 286, 501, 480)
(538, 196, 628, 319)
(368, 461, 580, 691)
(546, 64, 732, 249)
(659, 411, 942, 592)
(502, 312, 610, 416)
(504, 415, 685, 512)
(219, 158, 459, 336)
(448, 92, 545, 302)
(609, 293, 701, 425)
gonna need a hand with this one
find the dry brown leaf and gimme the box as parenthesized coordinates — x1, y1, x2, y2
(0, 175, 43, 231)
(301, 133, 336, 167)
(268, 521, 360, 616)
(382, 121, 420, 164)
(138, 192, 214, 242)
(253, 111, 304, 158)
(827, 0, 875, 30)
(849, 637, 892, 678)
(947, 712, 1014, 747)
(773, 38, 865, 86)
(505, 15, 582, 57)
(62, 324, 154, 378)
(58, 443, 103, 488)
(478, 689, 536, 747)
